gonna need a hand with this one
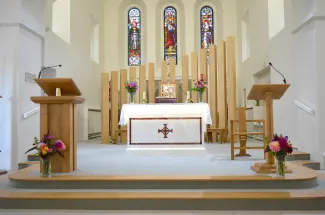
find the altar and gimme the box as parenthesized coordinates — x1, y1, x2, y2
(119, 103, 212, 145)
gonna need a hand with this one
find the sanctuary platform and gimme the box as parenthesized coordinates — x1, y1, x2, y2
(1, 139, 325, 210)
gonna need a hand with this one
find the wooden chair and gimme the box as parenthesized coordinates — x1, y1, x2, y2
(230, 107, 265, 160)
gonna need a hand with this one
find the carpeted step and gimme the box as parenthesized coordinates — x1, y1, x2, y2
(286, 151, 310, 161)
(291, 160, 320, 170)
(18, 161, 39, 170)
(27, 154, 39, 162)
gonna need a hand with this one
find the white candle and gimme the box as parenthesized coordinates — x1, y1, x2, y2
(187, 91, 190, 99)
(143, 92, 146, 99)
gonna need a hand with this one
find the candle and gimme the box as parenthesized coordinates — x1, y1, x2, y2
(187, 91, 190, 99)
(143, 92, 146, 99)
(200, 74, 204, 81)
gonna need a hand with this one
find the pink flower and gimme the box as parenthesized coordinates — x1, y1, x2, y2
(55, 140, 66, 151)
(48, 148, 53, 153)
(37, 142, 46, 149)
(269, 141, 281, 152)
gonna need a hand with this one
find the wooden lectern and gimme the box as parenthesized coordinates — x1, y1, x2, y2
(247, 84, 290, 173)
(31, 78, 85, 173)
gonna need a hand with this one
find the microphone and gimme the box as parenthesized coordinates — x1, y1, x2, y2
(38, 64, 62, 78)
(269, 62, 286, 84)
(179, 86, 193, 103)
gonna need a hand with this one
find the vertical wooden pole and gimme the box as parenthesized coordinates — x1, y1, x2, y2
(264, 93, 275, 165)
(169, 58, 176, 84)
(111, 71, 119, 143)
(161, 61, 167, 84)
(119, 69, 128, 143)
(139, 65, 147, 103)
(161, 61, 167, 95)
(191, 52, 198, 103)
(182, 55, 189, 102)
(101, 72, 110, 144)
(227, 36, 237, 142)
(129, 67, 138, 103)
(208, 45, 217, 142)
(148, 63, 155, 103)
(200, 49, 208, 103)
(217, 41, 227, 136)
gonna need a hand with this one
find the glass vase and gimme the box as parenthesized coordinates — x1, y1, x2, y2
(198, 91, 203, 103)
(41, 157, 51, 178)
(129, 92, 135, 104)
(275, 154, 286, 178)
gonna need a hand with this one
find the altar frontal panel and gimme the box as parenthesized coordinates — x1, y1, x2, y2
(129, 118, 202, 145)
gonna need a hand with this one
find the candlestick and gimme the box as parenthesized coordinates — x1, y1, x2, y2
(187, 91, 190, 99)
(143, 92, 146, 99)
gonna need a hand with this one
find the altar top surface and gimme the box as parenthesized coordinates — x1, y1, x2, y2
(119, 103, 212, 125)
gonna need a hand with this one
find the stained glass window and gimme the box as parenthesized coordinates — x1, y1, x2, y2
(164, 6, 177, 65)
(128, 8, 141, 66)
(200, 6, 214, 49)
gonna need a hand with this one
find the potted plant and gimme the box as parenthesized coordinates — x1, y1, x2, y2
(124, 80, 138, 104)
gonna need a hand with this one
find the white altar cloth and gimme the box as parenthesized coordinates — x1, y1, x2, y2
(119, 103, 212, 128)
(119, 104, 212, 145)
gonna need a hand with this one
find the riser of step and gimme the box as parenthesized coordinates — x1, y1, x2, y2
(0, 198, 324, 210)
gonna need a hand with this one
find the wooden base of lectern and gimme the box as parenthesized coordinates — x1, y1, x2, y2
(251, 162, 292, 174)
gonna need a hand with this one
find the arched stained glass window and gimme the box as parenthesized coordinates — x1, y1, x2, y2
(128, 8, 141, 66)
(164, 6, 177, 65)
(200, 6, 214, 49)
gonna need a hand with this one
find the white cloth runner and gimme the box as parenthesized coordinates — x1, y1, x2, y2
(119, 103, 212, 127)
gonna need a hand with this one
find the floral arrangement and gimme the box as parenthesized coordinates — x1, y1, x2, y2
(25, 132, 66, 159)
(265, 134, 293, 156)
(124, 80, 139, 93)
(191, 79, 208, 93)
(265, 134, 293, 177)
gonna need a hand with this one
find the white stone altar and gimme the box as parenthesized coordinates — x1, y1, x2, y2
(119, 104, 212, 145)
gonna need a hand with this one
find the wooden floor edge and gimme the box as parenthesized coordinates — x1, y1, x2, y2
(8, 163, 318, 182)
(0, 191, 324, 200)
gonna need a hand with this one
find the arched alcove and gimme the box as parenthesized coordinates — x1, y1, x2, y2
(155, 0, 185, 66)
(194, 0, 223, 53)
(118, 0, 147, 69)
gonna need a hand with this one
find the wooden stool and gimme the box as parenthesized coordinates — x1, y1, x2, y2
(207, 128, 226, 143)
(115, 128, 127, 143)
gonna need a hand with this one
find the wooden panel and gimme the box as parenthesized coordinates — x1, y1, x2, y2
(148, 63, 155, 103)
(226, 36, 237, 142)
(208, 45, 217, 142)
(200, 49, 208, 103)
(111, 71, 119, 143)
(217, 40, 227, 129)
(139, 65, 147, 103)
(101, 73, 110, 144)
(182, 55, 189, 102)
(129, 67, 138, 104)
(119, 69, 128, 143)
(191, 52, 198, 103)
(73, 104, 77, 170)
(161, 61, 167, 84)
(169, 58, 176, 84)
